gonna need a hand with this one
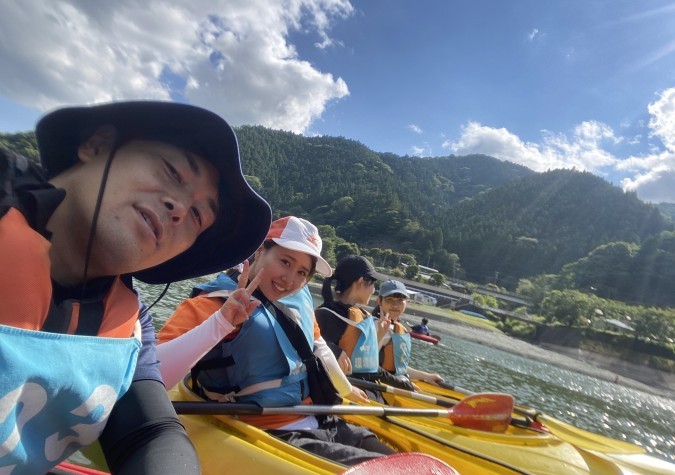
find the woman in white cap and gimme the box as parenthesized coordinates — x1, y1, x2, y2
(374, 280, 444, 388)
(157, 217, 395, 466)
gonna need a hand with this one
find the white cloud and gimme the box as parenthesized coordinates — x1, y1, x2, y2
(411, 145, 425, 155)
(528, 28, 539, 41)
(0, 0, 352, 133)
(618, 88, 675, 203)
(443, 120, 619, 172)
(443, 88, 675, 203)
(408, 124, 423, 134)
(648, 87, 675, 152)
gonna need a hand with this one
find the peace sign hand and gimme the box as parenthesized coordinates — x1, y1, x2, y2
(220, 260, 264, 327)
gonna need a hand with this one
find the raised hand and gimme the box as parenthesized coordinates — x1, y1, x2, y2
(220, 261, 264, 327)
(337, 350, 352, 375)
(376, 311, 391, 342)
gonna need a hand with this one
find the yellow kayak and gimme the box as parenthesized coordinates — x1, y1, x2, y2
(405, 380, 675, 475)
(169, 380, 674, 475)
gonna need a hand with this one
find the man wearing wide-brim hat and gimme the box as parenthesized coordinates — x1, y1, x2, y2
(0, 101, 271, 474)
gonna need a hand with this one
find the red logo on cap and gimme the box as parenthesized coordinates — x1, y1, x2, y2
(307, 233, 320, 249)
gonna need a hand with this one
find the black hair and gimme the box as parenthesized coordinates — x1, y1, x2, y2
(321, 275, 337, 305)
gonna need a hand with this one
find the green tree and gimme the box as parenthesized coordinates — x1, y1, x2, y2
(540, 290, 594, 327)
(405, 263, 419, 280)
(429, 272, 446, 286)
(335, 242, 360, 263)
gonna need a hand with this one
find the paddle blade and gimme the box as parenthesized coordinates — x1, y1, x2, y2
(448, 393, 514, 433)
(340, 453, 459, 475)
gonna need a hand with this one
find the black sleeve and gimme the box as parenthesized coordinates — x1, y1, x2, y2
(315, 307, 347, 346)
(99, 379, 200, 475)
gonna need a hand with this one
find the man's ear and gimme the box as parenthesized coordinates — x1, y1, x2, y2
(77, 125, 118, 162)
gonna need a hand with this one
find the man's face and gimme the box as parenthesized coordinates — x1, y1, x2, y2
(52, 136, 219, 279)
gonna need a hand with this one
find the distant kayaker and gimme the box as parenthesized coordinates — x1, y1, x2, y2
(157, 217, 395, 466)
(374, 282, 444, 388)
(411, 318, 431, 335)
(0, 101, 271, 474)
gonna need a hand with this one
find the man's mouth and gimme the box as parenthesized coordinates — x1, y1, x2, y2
(140, 209, 162, 243)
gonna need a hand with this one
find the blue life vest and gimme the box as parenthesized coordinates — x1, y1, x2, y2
(0, 325, 139, 474)
(192, 275, 314, 407)
(390, 332, 412, 375)
(320, 308, 379, 373)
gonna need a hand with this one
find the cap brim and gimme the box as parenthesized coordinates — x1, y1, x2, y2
(36, 101, 272, 284)
(368, 270, 388, 281)
(272, 238, 332, 276)
(380, 288, 411, 298)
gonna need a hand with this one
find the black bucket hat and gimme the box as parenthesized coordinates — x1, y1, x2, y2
(35, 101, 272, 284)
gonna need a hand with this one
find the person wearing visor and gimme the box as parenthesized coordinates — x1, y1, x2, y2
(157, 217, 393, 466)
(0, 101, 271, 474)
(373, 281, 444, 388)
(314, 255, 401, 401)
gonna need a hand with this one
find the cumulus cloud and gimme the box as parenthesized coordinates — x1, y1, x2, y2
(618, 88, 675, 203)
(443, 120, 619, 172)
(443, 88, 675, 203)
(0, 0, 352, 133)
(411, 145, 425, 155)
(408, 123, 423, 134)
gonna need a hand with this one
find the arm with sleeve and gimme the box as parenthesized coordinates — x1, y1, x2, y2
(156, 297, 235, 389)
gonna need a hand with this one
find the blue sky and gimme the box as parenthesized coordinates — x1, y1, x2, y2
(1, 1, 675, 202)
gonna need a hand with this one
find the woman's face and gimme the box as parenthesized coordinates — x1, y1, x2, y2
(379, 293, 408, 320)
(251, 245, 312, 301)
(354, 276, 376, 305)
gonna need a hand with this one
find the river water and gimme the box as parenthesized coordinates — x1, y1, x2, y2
(136, 277, 675, 464)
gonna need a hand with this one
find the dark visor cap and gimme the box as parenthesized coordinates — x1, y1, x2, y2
(35, 100, 272, 284)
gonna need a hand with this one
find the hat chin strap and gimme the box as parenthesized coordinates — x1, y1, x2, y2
(78, 140, 121, 297)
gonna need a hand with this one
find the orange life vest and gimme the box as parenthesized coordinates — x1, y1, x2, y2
(380, 321, 408, 373)
(0, 207, 139, 337)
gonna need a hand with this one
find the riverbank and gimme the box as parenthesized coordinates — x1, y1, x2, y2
(407, 312, 675, 400)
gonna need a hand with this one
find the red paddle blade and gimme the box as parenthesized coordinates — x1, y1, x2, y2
(51, 462, 110, 475)
(340, 453, 459, 475)
(448, 393, 514, 433)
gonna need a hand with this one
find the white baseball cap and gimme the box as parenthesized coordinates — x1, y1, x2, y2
(265, 216, 332, 276)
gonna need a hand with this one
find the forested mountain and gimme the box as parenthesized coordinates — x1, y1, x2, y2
(2, 127, 672, 296)
(658, 203, 675, 222)
(440, 170, 671, 286)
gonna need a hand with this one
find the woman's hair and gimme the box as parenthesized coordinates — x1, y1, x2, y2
(321, 275, 337, 305)
(250, 241, 317, 280)
(422, 318, 429, 325)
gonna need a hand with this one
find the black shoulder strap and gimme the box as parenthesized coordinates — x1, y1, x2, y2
(0, 147, 64, 237)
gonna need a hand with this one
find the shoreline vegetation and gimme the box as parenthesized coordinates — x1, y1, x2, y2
(307, 283, 674, 399)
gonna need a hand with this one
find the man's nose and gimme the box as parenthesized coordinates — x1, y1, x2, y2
(163, 197, 189, 223)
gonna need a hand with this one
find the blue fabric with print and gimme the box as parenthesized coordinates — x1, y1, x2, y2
(391, 332, 412, 375)
(0, 325, 140, 474)
(350, 317, 379, 373)
(279, 285, 316, 345)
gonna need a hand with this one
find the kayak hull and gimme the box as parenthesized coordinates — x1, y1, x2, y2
(410, 332, 440, 345)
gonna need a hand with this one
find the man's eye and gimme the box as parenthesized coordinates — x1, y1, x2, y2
(164, 160, 182, 183)
(191, 207, 202, 226)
